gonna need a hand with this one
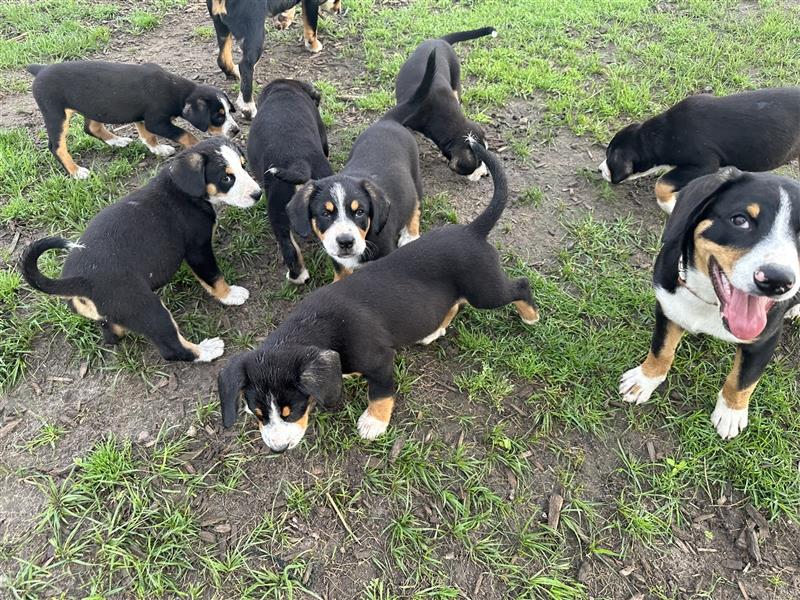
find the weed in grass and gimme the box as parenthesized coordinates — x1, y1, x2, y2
(518, 185, 545, 208)
(127, 10, 160, 33)
(193, 25, 215, 39)
(23, 421, 66, 452)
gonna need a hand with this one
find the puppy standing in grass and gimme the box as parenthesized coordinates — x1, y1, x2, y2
(246, 79, 333, 285)
(620, 168, 800, 439)
(218, 140, 539, 452)
(27, 61, 240, 179)
(284, 105, 425, 280)
(20, 138, 261, 363)
(599, 88, 800, 213)
(388, 27, 497, 180)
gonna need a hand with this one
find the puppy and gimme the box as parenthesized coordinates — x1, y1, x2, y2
(246, 79, 333, 285)
(285, 116, 423, 280)
(387, 27, 496, 181)
(207, 0, 337, 118)
(599, 88, 800, 213)
(218, 140, 539, 452)
(20, 138, 261, 362)
(620, 168, 800, 439)
(27, 61, 240, 179)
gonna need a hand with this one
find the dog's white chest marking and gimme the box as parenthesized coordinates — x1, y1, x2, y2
(655, 281, 745, 344)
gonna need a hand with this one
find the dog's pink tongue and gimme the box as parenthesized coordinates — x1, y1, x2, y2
(723, 287, 770, 340)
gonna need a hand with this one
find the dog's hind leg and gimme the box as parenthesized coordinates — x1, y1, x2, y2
(398, 201, 421, 247)
(655, 164, 717, 214)
(84, 119, 132, 148)
(269, 191, 309, 284)
(43, 108, 89, 179)
(235, 23, 265, 118)
(461, 255, 539, 324)
(301, 0, 323, 52)
(358, 358, 396, 440)
(126, 293, 224, 362)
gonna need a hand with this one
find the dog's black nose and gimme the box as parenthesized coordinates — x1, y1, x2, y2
(336, 235, 355, 250)
(249, 189, 262, 202)
(754, 265, 795, 295)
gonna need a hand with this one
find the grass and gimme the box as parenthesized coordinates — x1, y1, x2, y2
(2, 0, 800, 598)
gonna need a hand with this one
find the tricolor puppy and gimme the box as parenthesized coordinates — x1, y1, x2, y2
(247, 79, 333, 285)
(20, 138, 261, 362)
(620, 168, 800, 439)
(206, 0, 338, 118)
(27, 61, 239, 179)
(218, 141, 538, 452)
(388, 27, 496, 181)
(285, 116, 423, 280)
(599, 87, 800, 214)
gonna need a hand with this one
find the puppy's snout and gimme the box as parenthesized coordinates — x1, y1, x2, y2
(754, 265, 795, 295)
(336, 235, 355, 251)
(249, 188, 262, 202)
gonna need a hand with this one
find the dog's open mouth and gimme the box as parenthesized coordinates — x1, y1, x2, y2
(709, 257, 774, 340)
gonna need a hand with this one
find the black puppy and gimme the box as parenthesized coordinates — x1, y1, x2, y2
(620, 168, 800, 439)
(599, 88, 800, 213)
(20, 138, 262, 362)
(218, 140, 539, 452)
(388, 27, 496, 181)
(247, 79, 333, 284)
(286, 116, 423, 280)
(27, 61, 240, 179)
(207, 0, 339, 119)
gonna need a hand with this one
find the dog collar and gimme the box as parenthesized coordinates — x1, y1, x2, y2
(677, 256, 718, 307)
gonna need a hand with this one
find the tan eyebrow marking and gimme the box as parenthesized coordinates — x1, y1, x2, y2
(350, 200, 359, 212)
(281, 406, 291, 417)
(746, 203, 760, 218)
(324, 201, 335, 212)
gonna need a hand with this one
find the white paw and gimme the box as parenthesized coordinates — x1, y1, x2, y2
(417, 327, 445, 345)
(220, 285, 249, 306)
(194, 337, 225, 362)
(521, 313, 539, 325)
(467, 162, 488, 181)
(287, 269, 310, 285)
(657, 194, 677, 215)
(357, 410, 388, 440)
(72, 166, 91, 180)
(304, 39, 323, 53)
(710, 392, 749, 440)
(106, 136, 133, 148)
(143, 142, 176, 157)
(619, 366, 665, 405)
(232, 64, 241, 79)
(784, 304, 800, 320)
(235, 93, 257, 118)
(398, 227, 419, 247)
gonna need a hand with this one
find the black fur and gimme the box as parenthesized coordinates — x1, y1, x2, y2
(247, 79, 333, 283)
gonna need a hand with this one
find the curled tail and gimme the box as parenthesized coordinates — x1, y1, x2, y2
(467, 140, 507, 238)
(383, 49, 437, 125)
(20, 237, 89, 297)
(26, 64, 45, 76)
(440, 27, 496, 45)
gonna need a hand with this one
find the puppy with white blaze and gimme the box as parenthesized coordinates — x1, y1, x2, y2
(620, 168, 800, 439)
(218, 141, 538, 453)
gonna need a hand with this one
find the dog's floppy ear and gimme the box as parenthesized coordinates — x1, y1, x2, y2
(299, 349, 343, 411)
(169, 151, 207, 197)
(659, 167, 743, 283)
(287, 181, 318, 238)
(182, 97, 211, 131)
(361, 180, 390, 235)
(218, 353, 249, 428)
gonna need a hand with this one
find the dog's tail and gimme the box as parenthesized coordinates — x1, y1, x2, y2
(267, 164, 311, 185)
(20, 237, 88, 297)
(467, 139, 507, 238)
(440, 27, 497, 45)
(26, 64, 45, 77)
(383, 49, 437, 125)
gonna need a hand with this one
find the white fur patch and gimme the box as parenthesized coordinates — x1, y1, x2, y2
(235, 92, 257, 118)
(287, 268, 310, 285)
(208, 145, 262, 208)
(218, 94, 240, 137)
(619, 365, 666, 405)
(106, 136, 132, 148)
(657, 192, 677, 214)
(260, 401, 306, 451)
(417, 327, 446, 345)
(72, 166, 91, 180)
(320, 182, 367, 262)
(141, 140, 176, 157)
(598, 159, 611, 182)
(357, 410, 388, 440)
(467, 162, 488, 181)
(219, 285, 249, 306)
(398, 226, 419, 247)
(194, 337, 225, 362)
(710, 391, 749, 439)
(785, 304, 800, 320)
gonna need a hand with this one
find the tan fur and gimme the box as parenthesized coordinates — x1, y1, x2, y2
(694, 219, 747, 277)
(162, 301, 200, 357)
(281, 405, 291, 417)
(655, 178, 676, 209)
(302, 9, 322, 52)
(641, 320, 684, 379)
(109, 323, 128, 338)
(273, 6, 295, 30)
(721, 349, 758, 410)
(86, 119, 116, 142)
(134, 122, 158, 147)
(55, 109, 79, 175)
(70, 296, 102, 320)
(178, 132, 198, 147)
(211, 0, 227, 15)
(195, 274, 231, 301)
(219, 33, 236, 74)
(514, 300, 540, 323)
(290, 232, 306, 272)
(333, 268, 353, 282)
(367, 396, 394, 424)
(746, 203, 761, 219)
(406, 202, 421, 238)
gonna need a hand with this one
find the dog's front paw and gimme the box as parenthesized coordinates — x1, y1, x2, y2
(145, 143, 176, 157)
(619, 366, 665, 405)
(357, 409, 388, 440)
(304, 38, 323, 53)
(273, 13, 293, 29)
(220, 285, 249, 306)
(235, 94, 257, 119)
(710, 392, 748, 440)
(287, 269, 310, 285)
(194, 337, 225, 362)
(72, 166, 91, 180)
(106, 136, 133, 148)
(467, 162, 488, 182)
(784, 304, 800, 320)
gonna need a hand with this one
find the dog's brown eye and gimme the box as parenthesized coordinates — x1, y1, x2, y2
(221, 175, 234, 184)
(355, 208, 365, 217)
(731, 214, 750, 229)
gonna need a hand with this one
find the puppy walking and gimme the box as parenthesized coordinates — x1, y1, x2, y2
(27, 61, 239, 178)
(20, 138, 261, 362)
(218, 139, 539, 452)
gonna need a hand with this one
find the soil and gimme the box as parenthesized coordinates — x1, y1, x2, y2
(2, 5, 800, 600)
